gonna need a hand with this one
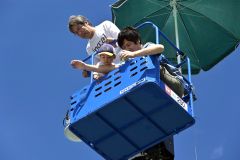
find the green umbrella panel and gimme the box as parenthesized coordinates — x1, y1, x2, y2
(111, 0, 240, 74)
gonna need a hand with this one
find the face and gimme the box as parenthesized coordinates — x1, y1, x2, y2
(121, 39, 141, 51)
(99, 54, 115, 65)
(72, 23, 94, 39)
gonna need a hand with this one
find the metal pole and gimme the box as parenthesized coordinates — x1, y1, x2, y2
(187, 57, 194, 117)
(171, 0, 181, 68)
(171, 0, 194, 114)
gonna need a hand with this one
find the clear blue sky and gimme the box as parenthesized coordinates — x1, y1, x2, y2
(1, 0, 240, 160)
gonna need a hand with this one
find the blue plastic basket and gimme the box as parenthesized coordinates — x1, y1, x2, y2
(68, 55, 195, 160)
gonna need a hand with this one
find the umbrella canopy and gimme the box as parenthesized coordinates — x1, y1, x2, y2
(111, 0, 240, 74)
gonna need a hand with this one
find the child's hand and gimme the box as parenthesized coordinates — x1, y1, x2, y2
(71, 60, 86, 70)
(93, 73, 102, 80)
(82, 70, 90, 77)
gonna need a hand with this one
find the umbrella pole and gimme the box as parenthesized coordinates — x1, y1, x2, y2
(172, 0, 181, 71)
(172, 1, 194, 116)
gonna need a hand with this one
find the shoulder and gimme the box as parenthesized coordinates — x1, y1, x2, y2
(100, 20, 115, 26)
(97, 20, 118, 29)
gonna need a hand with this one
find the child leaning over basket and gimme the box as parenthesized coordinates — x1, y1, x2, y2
(71, 44, 120, 80)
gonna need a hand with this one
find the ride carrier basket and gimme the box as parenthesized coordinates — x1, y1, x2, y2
(67, 54, 195, 160)
(64, 22, 195, 160)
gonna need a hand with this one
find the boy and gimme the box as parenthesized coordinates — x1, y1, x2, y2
(117, 27, 182, 160)
(118, 27, 184, 97)
(71, 44, 119, 79)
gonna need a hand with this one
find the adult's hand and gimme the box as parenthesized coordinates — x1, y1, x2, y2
(119, 50, 136, 61)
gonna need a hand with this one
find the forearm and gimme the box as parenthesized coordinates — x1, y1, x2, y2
(134, 44, 164, 57)
(96, 65, 117, 74)
(85, 64, 116, 74)
(83, 64, 99, 72)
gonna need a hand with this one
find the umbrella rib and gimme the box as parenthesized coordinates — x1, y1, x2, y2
(160, 10, 173, 33)
(177, 10, 201, 65)
(177, 0, 203, 12)
(145, 0, 172, 13)
(145, 0, 168, 7)
(145, 12, 172, 19)
(178, 3, 239, 40)
(134, 2, 172, 29)
(111, 0, 128, 9)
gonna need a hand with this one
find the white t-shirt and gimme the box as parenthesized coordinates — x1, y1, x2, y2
(86, 20, 121, 64)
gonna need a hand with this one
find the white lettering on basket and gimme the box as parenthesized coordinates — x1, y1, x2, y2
(120, 78, 146, 94)
(165, 85, 188, 111)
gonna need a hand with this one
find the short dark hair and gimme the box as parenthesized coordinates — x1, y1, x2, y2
(117, 26, 141, 48)
(68, 15, 92, 33)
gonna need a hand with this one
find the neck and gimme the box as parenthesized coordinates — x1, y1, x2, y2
(89, 26, 96, 39)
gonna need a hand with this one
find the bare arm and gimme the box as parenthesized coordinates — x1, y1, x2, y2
(71, 60, 117, 74)
(97, 65, 118, 74)
(120, 44, 164, 60)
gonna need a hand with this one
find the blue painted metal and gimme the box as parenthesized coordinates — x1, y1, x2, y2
(135, 22, 160, 45)
(135, 22, 184, 56)
(68, 55, 195, 160)
(135, 21, 194, 108)
(65, 21, 196, 160)
(187, 57, 194, 116)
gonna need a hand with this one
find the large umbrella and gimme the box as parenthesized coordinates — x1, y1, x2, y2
(111, 0, 240, 74)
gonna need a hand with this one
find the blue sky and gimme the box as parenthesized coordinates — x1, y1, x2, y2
(1, 0, 240, 160)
